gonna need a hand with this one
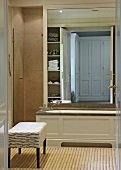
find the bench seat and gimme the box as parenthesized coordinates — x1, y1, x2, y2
(8, 122, 47, 168)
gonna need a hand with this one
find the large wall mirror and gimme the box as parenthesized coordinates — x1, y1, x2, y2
(44, 5, 115, 105)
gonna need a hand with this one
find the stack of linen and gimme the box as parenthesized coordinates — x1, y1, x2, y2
(48, 60, 59, 70)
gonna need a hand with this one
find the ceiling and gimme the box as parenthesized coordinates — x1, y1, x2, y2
(47, 8, 115, 28)
(75, 31, 110, 37)
(9, 0, 115, 7)
(48, 8, 115, 20)
(8, 0, 115, 28)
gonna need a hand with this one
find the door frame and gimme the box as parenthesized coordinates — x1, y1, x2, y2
(110, 26, 115, 104)
(0, 0, 8, 168)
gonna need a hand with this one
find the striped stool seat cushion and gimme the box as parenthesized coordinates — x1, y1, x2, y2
(8, 122, 47, 148)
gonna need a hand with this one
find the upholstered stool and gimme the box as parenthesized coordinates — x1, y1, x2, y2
(8, 122, 47, 168)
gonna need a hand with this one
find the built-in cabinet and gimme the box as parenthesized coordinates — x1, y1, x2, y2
(36, 113, 116, 147)
(79, 37, 110, 101)
(47, 27, 61, 103)
(71, 35, 111, 102)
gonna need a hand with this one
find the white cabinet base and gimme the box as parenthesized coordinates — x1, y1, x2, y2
(36, 115, 116, 148)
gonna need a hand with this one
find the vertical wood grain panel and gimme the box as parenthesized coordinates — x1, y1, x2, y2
(23, 8, 43, 121)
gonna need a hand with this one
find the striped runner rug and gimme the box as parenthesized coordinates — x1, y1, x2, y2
(9, 147, 116, 170)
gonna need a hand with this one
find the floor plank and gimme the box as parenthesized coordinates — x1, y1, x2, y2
(9, 147, 116, 170)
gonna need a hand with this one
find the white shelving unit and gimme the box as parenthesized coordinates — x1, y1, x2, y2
(47, 27, 61, 103)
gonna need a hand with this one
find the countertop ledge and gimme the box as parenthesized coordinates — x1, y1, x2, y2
(45, 107, 116, 111)
(36, 109, 117, 116)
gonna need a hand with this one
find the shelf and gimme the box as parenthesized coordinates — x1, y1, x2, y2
(48, 55, 60, 57)
(48, 97, 61, 98)
(48, 70, 60, 72)
(48, 83, 60, 85)
(48, 42, 60, 44)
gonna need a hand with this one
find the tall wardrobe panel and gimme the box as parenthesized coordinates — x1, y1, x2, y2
(80, 41, 91, 96)
(75, 38, 80, 74)
(80, 41, 91, 78)
(75, 37, 80, 100)
(91, 41, 103, 96)
(103, 40, 110, 98)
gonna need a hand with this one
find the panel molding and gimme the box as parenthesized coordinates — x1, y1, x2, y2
(36, 114, 116, 147)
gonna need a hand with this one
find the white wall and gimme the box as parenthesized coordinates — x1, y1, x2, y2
(0, 33, 5, 104)
(71, 34, 76, 100)
(71, 33, 80, 102)
(63, 31, 71, 100)
(75, 36, 80, 101)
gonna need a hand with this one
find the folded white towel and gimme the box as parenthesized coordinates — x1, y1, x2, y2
(48, 67, 59, 70)
(54, 82, 59, 84)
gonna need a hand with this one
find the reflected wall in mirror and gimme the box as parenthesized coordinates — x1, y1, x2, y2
(47, 8, 115, 104)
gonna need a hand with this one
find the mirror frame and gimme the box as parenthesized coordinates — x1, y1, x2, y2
(43, 3, 115, 105)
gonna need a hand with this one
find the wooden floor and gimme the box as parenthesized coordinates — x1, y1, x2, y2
(9, 147, 116, 170)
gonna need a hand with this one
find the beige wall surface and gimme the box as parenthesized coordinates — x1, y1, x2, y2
(9, 7, 43, 124)
(12, 7, 24, 124)
(23, 8, 43, 121)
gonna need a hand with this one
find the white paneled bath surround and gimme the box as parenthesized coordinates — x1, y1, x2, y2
(36, 109, 116, 147)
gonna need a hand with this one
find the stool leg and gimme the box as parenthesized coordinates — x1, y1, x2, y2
(43, 138, 46, 154)
(36, 148, 40, 168)
(8, 148, 11, 168)
(18, 148, 21, 154)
